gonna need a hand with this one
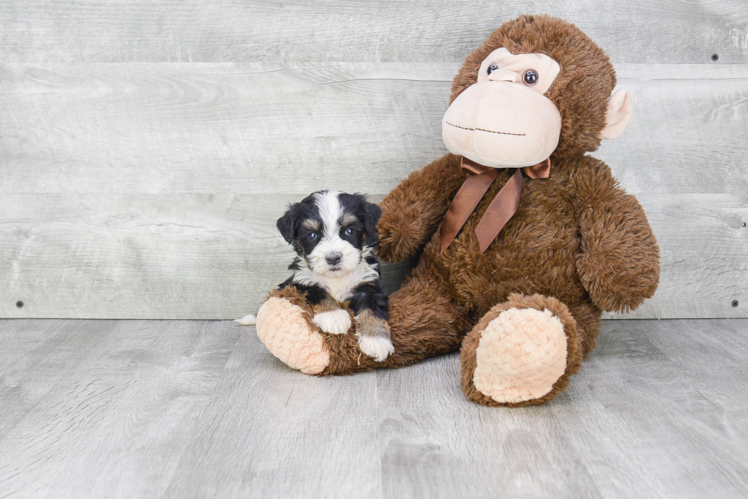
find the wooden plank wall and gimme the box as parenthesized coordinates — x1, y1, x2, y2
(1, 0, 746, 319)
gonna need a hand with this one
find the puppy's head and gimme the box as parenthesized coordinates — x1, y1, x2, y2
(277, 190, 382, 277)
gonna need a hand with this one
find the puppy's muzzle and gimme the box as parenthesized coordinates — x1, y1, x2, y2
(325, 253, 342, 266)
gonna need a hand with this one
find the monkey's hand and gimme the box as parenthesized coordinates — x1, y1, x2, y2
(377, 154, 467, 263)
(576, 187, 660, 313)
(377, 198, 436, 263)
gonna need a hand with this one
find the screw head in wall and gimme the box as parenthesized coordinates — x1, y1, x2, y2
(732, 300, 740, 308)
(16, 301, 24, 308)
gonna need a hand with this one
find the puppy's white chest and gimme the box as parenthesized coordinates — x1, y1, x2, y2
(324, 275, 357, 303)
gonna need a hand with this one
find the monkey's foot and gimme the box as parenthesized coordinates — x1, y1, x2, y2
(460, 294, 583, 406)
(256, 287, 383, 375)
(255, 290, 330, 375)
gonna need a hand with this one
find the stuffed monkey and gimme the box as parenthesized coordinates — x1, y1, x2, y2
(255, 15, 659, 406)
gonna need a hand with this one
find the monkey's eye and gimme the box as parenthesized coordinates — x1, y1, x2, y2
(344, 228, 355, 236)
(522, 69, 539, 86)
(307, 232, 319, 241)
(487, 63, 499, 75)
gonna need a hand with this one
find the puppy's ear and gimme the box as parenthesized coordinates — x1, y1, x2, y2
(363, 200, 382, 246)
(276, 205, 297, 244)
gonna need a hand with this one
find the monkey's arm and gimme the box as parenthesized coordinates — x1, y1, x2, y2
(575, 162, 660, 313)
(377, 154, 466, 262)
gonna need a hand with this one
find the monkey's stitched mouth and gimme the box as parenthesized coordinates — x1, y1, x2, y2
(446, 121, 526, 137)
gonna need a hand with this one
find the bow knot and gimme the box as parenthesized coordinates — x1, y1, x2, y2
(439, 156, 551, 253)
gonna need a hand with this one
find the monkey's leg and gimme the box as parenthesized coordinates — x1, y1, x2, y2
(354, 270, 470, 372)
(324, 269, 471, 373)
(460, 293, 585, 407)
(256, 266, 471, 375)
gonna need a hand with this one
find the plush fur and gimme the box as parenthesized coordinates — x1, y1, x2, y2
(256, 15, 660, 406)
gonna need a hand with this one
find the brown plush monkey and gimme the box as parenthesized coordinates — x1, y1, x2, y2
(255, 15, 659, 406)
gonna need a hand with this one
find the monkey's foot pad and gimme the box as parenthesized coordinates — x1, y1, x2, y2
(473, 307, 567, 403)
(256, 297, 330, 375)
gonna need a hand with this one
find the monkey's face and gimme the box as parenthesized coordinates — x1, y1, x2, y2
(442, 48, 563, 168)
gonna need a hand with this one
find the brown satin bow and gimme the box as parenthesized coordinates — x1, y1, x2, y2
(440, 156, 551, 253)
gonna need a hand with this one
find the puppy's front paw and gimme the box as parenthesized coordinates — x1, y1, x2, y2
(312, 309, 352, 335)
(357, 335, 394, 362)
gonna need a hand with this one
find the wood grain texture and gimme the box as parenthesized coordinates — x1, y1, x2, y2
(551, 320, 748, 497)
(0, 192, 745, 319)
(164, 325, 381, 498)
(0, 0, 747, 64)
(0, 319, 116, 440)
(1, 60, 746, 320)
(0, 320, 240, 497)
(612, 193, 747, 320)
(376, 359, 603, 498)
(1, 63, 747, 196)
(0, 318, 746, 497)
(0, 63, 451, 196)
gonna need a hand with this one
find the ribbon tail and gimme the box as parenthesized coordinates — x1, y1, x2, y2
(474, 169, 524, 253)
(440, 169, 498, 252)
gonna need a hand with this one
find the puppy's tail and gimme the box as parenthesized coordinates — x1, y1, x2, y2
(235, 313, 257, 326)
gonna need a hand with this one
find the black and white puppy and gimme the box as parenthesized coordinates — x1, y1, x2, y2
(275, 190, 393, 362)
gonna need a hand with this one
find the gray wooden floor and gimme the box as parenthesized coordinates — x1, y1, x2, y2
(0, 319, 746, 498)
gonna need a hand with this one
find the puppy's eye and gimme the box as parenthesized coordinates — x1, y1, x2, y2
(307, 232, 318, 241)
(487, 63, 499, 75)
(344, 228, 355, 236)
(522, 69, 538, 86)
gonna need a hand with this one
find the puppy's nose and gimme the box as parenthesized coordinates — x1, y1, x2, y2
(326, 253, 342, 266)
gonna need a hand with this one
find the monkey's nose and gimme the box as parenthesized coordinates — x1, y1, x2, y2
(487, 69, 519, 83)
(326, 253, 342, 266)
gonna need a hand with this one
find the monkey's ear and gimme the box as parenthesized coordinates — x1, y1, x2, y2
(600, 89, 632, 140)
(276, 206, 297, 243)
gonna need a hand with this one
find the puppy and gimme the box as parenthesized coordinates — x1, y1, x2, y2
(274, 190, 393, 362)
